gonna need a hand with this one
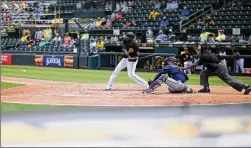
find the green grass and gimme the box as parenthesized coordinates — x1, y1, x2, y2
(1, 65, 251, 86)
(1, 82, 23, 89)
(1, 102, 68, 112)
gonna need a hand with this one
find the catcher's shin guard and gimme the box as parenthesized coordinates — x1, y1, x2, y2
(149, 79, 162, 90)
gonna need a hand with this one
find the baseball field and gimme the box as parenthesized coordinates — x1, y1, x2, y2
(1, 65, 251, 112)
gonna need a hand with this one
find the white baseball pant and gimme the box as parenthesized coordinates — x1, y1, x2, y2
(150, 74, 191, 93)
(106, 58, 149, 89)
(236, 58, 244, 73)
(184, 61, 193, 74)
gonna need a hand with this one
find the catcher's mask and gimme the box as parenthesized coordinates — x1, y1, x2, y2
(164, 56, 177, 65)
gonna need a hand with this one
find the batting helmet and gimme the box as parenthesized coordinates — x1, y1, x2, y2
(126, 32, 135, 38)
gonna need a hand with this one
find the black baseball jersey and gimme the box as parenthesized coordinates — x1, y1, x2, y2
(181, 52, 192, 62)
(197, 52, 220, 72)
(122, 38, 139, 58)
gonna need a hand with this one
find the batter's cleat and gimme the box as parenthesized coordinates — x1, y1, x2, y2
(104, 88, 112, 91)
(244, 86, 251, 95)
(198, 87, 210, 93)
(142, 89, 154, 94)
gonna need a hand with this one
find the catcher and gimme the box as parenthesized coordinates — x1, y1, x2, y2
(142, 57, 193, 94)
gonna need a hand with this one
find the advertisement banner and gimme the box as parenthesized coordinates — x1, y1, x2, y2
(244, 68, 251, 74)
(34, 55, 43, 66)
(1, 54, 12, 65)
(64, 56, 74, 68)
(43, 55, 64, 67)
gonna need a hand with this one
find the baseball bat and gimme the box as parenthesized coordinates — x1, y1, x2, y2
(138, 53, 175, 60)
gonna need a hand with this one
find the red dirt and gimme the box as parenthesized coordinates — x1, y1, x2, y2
(1, 76, 251, 106)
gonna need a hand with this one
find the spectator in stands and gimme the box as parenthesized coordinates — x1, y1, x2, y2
(39, 38, 49, 47)
(146, 27, 154, 43)
(166, 0, 178, 10)
(144, 60, 153, 71)
(20, 32, 28, 42)
(205, 16, 216, 26)
(216, 30, 226, 42)
(35, 28, 43, 42)
(116, 10, 124, 19)
(81, 30, 89, 40)
(197, 18, 205, 29)
(149, 9, 159, 20)
(90, 39, 96, 50)
(160, 1, 166, 10)
(34, 6, 41, 20)
(20, 0, 26, 12)
(96, 17, 102, 28)
(155, 30, 168, 43)
(101, 17, 107, 26)
(45, 27, 52, 41)
(104, 17, 112, 28)
(89, 19, 96, 29)
(154, 1, 161, 9)
(207, 33, 216, 42)
(110, 35, 119, 43)
(64, 33, 72, 42)
(12, 1, 20, 13)
(123, 18, 136, 28)
(181, 7, 190, 17)
(53, 33, 62, 42)
(96, 39, 105, 50)
(61, 33, 72, 47)
(160, 16, 169, 27)
(5, 12, 12, 24)
(248, 35, 251, 44)
(155, 56, 164, 69)
(199, 29, 213, 42)
(26, 35, 35, 46)
(1, 1, 8, 12)
(121, 4, 129, 13)
(111, 10, 117, 22)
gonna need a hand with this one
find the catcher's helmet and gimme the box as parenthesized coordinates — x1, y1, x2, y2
(126, 32, 135, 38)
(164, 56, 177, 65)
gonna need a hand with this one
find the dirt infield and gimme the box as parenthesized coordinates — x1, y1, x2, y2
(1, 76, 251, 106)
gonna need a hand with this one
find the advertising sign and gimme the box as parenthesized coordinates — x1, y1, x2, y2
(34, 55, 43, 66)
(244, 68, 251, 74)
(64, 56, 74, 68)
(1, 54, 12, 65)
(43, 55, 64, 67)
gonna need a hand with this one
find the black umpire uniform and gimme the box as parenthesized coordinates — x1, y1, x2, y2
(195, 48, 251, 95)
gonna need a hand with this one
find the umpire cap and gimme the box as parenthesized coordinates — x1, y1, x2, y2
(126, 32, 135, 38)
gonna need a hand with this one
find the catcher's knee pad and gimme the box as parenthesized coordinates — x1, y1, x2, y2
(159, 74, 169, 83)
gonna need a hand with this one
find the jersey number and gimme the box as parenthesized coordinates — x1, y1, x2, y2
(128, 48, 134, 53)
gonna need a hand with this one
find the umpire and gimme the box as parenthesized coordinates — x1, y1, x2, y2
(182, 44, 251, 95)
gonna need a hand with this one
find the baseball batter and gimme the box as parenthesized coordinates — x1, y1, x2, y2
(105, 32, 149, 90)
(142, 57, 193, 94)
(182, 44, 251, 95)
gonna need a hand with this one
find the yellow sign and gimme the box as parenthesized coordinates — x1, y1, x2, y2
(54, 19, 63, 24)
